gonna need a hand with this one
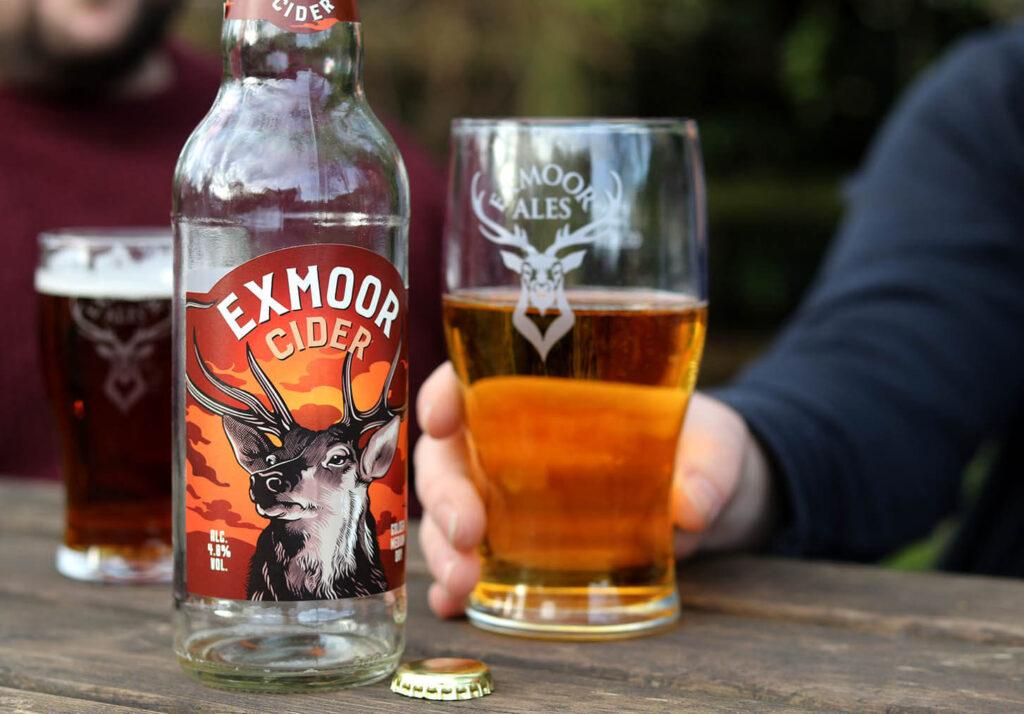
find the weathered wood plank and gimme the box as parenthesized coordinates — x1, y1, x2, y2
(0, 593, 824, 713)
(1, 570, 1022, 712)
(4, 479, 1024, 713)
(404, 606, 1024, 712)
(0, 651, 816, 714)
(0, 686, 165, 714)
(0, 532, 171, 618)
(0, 478, 63, 539)
(0, 676, 263, 714)
(677, 556, 1024, 647)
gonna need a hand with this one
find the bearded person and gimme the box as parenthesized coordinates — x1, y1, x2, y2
(0, 0, 446, 479)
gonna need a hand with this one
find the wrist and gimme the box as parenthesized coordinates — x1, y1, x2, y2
(736, 429, 779, 550)
(697, 414, 779, 553)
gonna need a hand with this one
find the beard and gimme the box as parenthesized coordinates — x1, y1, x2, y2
(16, 0, 184, 98)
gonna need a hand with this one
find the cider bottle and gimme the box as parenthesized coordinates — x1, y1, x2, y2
(171, 0, 410, 690)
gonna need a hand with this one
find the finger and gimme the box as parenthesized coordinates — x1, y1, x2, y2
(672, 392, 747, 533)
(420, 515, 480, 617)
(673, 463, 726, 533)
(419, 515, 479, 594)
(417, 362, 464, 439)
(428, 582, 468, 619)
(673, 529, 703, 561)
(420, 520, 472, 618)
(414, 433, 486, 553)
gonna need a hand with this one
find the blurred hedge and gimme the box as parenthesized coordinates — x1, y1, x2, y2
(174, 1, 1013, 377)
(176, 1, 1012, 163)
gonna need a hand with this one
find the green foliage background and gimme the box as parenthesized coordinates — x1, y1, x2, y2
(175, 2, 1018, 375)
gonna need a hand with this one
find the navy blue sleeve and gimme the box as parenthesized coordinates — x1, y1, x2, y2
(715, 27, 1024, 561)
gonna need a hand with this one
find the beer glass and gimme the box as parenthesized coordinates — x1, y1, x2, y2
(443, 119, 707, 638)
(36, 229, 174, 583)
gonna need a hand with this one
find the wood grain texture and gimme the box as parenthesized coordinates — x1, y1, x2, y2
(0, 686, 166, 714)
(2, 478, 1022, 713)
(677, 556, 1024, 646)
(0, 478, 63, 538)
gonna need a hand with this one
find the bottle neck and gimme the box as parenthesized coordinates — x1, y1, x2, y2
(221, 20, 363, 95)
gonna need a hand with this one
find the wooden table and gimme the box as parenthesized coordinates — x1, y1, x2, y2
(1, 479, 1022, 712)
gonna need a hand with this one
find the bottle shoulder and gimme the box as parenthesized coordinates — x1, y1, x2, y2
(174, 76, 408, 218)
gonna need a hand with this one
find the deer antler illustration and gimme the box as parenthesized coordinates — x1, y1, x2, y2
(186, 334, 295, 438)
(340, 337, 405, 433)
(186, 333, 404, 438)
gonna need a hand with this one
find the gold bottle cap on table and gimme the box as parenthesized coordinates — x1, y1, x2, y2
(390, 658, 494, 700)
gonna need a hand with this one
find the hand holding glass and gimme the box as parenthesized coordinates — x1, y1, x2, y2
(442, 119, 707, 638)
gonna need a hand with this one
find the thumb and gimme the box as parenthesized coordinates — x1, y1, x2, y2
(672, 392, 748, 533)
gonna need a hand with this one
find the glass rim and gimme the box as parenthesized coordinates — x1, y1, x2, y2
(451, 117, 698, 134)
(38, 227, 172, 249)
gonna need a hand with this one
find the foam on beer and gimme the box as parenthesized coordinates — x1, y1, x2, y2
(35, 242, 173, 299)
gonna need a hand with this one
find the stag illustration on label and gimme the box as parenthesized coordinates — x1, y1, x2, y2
(188, 336, 401, 600)
(72, 298, 170, 413)
(184, 245, 407, 602)
(471, 168, 626, 360)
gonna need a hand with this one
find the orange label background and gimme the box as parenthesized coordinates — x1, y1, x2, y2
(184, 245, 406, 600)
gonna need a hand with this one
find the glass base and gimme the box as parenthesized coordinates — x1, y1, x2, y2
(466, 581, 680, 640)
(174, 589, 406, 692)
(56, 543, 172, 584)
(178, 630, 400, 692)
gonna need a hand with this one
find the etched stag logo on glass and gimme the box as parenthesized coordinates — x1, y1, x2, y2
(71, 299, 171, 413)
(470, 170, 625, 360)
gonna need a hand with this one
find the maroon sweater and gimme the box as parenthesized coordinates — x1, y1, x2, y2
(0, 45, 445, 478)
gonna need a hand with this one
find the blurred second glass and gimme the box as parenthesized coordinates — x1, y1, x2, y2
(37, 228, 173, 584)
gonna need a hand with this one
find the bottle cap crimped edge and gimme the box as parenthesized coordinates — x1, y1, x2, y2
(390, 658, 494, 700)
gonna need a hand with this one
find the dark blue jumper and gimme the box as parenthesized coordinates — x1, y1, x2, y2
(717, 26, 1024, 576)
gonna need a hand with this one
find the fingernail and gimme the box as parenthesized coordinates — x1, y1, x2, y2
(434, 501, 458, 548)
(683, 474, 722, 525)
(441, 559, 457, 593)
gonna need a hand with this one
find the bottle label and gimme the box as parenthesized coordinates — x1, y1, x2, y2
(184, 245, 407, 601)
(225, 0, 359, 33)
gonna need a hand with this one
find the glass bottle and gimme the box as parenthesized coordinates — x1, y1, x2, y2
(171, 1, 409, 691)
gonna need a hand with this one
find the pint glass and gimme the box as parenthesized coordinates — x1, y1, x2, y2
(36, 229, 173, 583)
(443, 119, 707, 638)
